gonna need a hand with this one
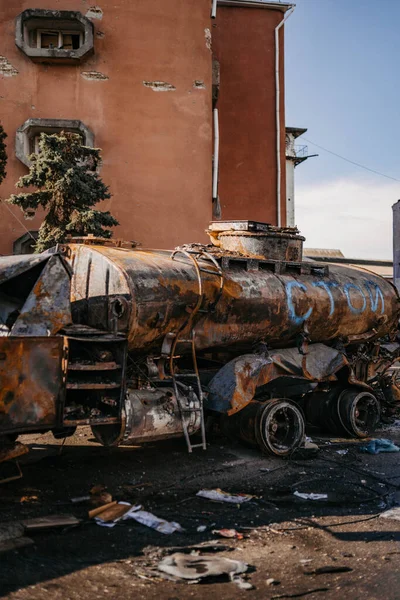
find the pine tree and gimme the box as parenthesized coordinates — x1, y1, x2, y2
(0, 124, 7, 185)
(7, 131, 118, 252)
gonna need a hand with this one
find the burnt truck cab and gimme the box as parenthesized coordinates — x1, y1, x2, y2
(0, 250, 127, 445)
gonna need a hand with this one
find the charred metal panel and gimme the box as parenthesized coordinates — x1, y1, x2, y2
(206, 344, 350, 414)
(11, 255, 71, 336)
(0, 337, 66, 434)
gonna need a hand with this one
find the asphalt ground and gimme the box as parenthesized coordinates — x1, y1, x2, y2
(1, 424, 400, 599)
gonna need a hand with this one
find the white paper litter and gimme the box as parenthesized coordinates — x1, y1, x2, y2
(123, 506, 184, 534)
(293, 491, 328, 501)
(196, 488, 254, 504)
(379, 507, 400, 521)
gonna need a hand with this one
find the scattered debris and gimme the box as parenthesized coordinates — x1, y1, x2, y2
(231, 574, 254, 590)
(271, 588, 329, 599)
(304, 565, 353, 575)
(293, 491, 328, 501)
(22, 515, 80, 532)
(89, 485, 113, 506)
(379, 507, 400, 521)
(336, 449, 348, 455)
(212, 528, 244, 539)
(71, 495, 91, 504)
(197, 489, 255, 504)
(124, 506, 184, 534)
(0, 442, 28, 464)
(267, 578, 281, 586)
(360, 439, 400, 454)
(89, 501, 117, 519)
(0, 522, 25, 543)
(143, 81, 176, 92)
(158, 552, 248, 582)
(0, 536, 34, 554)
(94, 502, 132, 525)
(197, 525, 207, 532)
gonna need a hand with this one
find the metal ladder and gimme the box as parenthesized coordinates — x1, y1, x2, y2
(168, 248, 224, 452)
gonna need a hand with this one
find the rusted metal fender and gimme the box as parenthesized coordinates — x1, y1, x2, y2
(206, 343, 351, 415)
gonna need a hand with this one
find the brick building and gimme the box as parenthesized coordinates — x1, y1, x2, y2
(0, 0, 293, 254)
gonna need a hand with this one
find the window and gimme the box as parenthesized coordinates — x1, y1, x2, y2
(16, 10, 94, 64)
(16, 119, 94, 167)
(34, 29, 83, 50)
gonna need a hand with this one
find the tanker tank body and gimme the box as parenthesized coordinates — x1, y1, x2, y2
(59, 221, 400, 456)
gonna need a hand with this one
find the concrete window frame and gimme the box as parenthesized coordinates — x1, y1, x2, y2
(15, 9, 94, 64)
(16, 119, 95, 167)
(13, 232, 38, 255)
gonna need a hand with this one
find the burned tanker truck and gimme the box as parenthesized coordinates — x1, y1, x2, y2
(0, 221, 399, 458)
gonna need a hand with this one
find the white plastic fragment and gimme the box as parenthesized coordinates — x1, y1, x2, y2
(158, 552, 248, 581)
(197, 525, 207, 532)
(379, 507, 400, 521)
(196, 488, 255, 504)
(123, 506, 184, 534)
(336, 449, 348, 455)
(293, 491, 328, 501)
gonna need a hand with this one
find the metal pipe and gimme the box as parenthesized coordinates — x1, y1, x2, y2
(211, 0, 217, 19)
(275, 6, 295, 227)
(212, 108, 220, 201)
(393, 200, 400, 291)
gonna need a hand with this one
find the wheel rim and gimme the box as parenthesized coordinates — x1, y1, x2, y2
(257, 400, 305, 456)
(337, 390, 380, 437)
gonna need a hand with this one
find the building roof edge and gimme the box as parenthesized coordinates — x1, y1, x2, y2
(217, 1, 295, 12)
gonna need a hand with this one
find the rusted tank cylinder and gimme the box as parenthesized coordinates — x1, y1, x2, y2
(91, 387, 201, 446)
(304, 387, 380, 438)
(220, 399, 305, 456)
(65, 241, 400, 353)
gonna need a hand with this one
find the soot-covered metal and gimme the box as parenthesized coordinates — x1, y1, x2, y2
(0, 222, 399, 460)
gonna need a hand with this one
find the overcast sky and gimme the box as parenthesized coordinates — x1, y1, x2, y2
(285, 0, 400, 259)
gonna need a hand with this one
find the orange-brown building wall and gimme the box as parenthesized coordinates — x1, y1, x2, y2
(0, 0, 213, 254)
(212, 6, 287, 225)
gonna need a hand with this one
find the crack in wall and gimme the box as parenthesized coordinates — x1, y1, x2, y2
(205, 28, 212, 52)
(143, 81, 176, 92)
(0, 57, 18, 77)
(86, 6, 103, 20)
(81, 71, 109, 81)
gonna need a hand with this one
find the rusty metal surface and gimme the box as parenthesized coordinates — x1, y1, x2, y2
(207, 222, 305, 261)
(10, 255, 71, 336)
(0, 254, 50, 285)
(123, 386, 201, 443)
(64, 243, 400, 355)
(206, 343, 351, 415)
(0, 336, 66, 434)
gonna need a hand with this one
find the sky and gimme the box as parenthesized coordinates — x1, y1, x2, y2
(284, 0, 400, 259)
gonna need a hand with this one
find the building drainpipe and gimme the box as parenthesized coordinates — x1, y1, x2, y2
(212, 108, 220, 217)
(275, 6, 295, 227)
(211, 0, 217, 18)
(393, 200, 400, 291)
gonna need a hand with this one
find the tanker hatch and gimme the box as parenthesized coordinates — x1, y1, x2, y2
(207, 220, 305, 262)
